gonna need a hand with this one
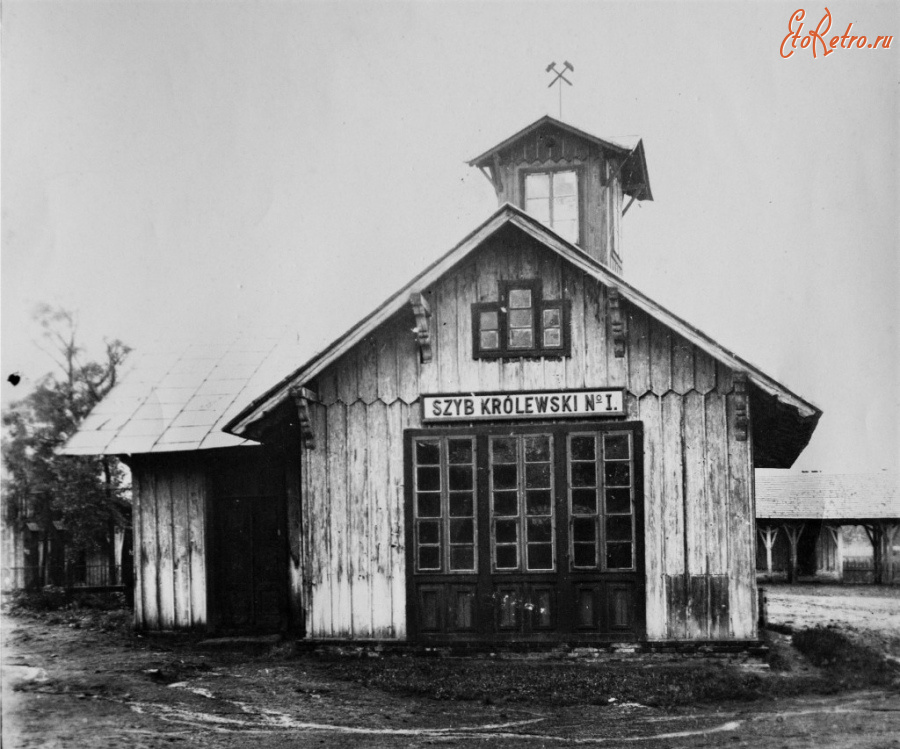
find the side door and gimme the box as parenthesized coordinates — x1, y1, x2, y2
(212, 450, 288, 632)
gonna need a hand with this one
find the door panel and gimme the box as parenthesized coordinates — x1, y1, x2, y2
(406, 422, 644, 643)
(213, 452, 288, 633)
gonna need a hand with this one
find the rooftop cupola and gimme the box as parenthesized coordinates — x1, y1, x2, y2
(469, 116, 652, 275)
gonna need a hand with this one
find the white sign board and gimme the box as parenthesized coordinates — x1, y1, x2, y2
(422, 389, 625, 422)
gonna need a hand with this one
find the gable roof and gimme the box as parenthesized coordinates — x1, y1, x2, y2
(756, 472, 900, 521)
(225, 203, 821, 464)
(61, 332, 307, 456)
(468, 115, 653, 201)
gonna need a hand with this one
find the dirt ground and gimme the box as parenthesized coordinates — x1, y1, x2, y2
(3, 585, 900, 748)
(763, 585, 900, 659)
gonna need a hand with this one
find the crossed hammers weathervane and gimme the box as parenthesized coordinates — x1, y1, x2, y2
(546, 61, 573, 118)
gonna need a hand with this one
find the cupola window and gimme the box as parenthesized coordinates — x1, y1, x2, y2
(523, 169, 579, 243)
(473, 280, 570, 359)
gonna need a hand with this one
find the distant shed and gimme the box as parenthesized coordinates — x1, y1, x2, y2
(755, 472, 900, 584)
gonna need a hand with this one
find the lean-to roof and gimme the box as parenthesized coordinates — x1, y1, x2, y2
(225, 203, 821, 466)
(61, 333, 306, 456)
(756, 472, 899, 521)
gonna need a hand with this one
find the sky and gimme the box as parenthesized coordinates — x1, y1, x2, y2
(2, 0, 897, 472)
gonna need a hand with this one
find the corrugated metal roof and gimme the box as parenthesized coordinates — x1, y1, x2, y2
(755, 472, 900, 520)
(61, 332, 307, 456)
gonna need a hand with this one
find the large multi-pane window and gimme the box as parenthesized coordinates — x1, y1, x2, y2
(413, 437, 477, 573)
(489, 434, 555, 572)
(523, 169, 579, 243)
(410, 428, 636, 576)
(568, 431, 635, 571)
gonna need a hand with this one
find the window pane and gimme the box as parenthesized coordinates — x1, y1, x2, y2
(493, 491, 518, 516)
(508, 308, 533, 329)
(496, 545, 518, 569)
(607, 515, 633, 542)
(573, 517, 596, 542)
(527, 517, 552, 543)
(508, 289, 533, 309)
(418, 520, 440, 545)
(604, 434, 630, 460)
(450, 518, 474, 544)
(492, 463, 517, 490)
(449, 492, 473, 517)
(571, 461, 596, 487)
(495, 519, 518, 544)
(571, 488, 597, 515)
(527, 544, 553, 570)
(525, 198, 551, 224)
(524, 435, 551, 462)
(606, 543, 633, 570)
(605, 488, 632, 515)
(508, 328, 534, 349)
(418, 546, 440, 570)
(526, 490, 552, 516)
(415, 441, 440, 465)
(553, 170, 577, 197)
(573, 543, 596, 568)
(554, 220, 578, 244)
(543, 328, 561, 348)
(449, 465, 473, 491)
(525, 463, 550, 489)
(543, 307, 561, 328)
(525, 172, 550, 198)
(417, 466, 440, 492)
(605, 462, 631, 487)
(480, 331, 499, 350)
(448, 439, 473, 464)
(416, 493, 441, 518)
(553, 194, 578, 222)
(570, 435, 596, 461)
(450, 546, 475, 572)
(479, 310, 499, 331)
(492, 438, 517, 463)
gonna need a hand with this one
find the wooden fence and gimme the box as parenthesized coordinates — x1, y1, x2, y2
(1, 564, 124, 592)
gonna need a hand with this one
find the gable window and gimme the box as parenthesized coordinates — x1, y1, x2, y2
(473, 280, 570, 359)
(523, 169, 579, 243)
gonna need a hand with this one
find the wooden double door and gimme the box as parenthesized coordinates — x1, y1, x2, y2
(405, 422, 644, 643)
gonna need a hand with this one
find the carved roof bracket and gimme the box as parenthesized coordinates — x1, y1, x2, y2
(409, 292, 433, 363)
(608, 287, 626, 358)
(734, 373, 749, 441)
(290, 386, 317, 450)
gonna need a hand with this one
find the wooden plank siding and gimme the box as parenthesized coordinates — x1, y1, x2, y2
(301, 236, 756, 641)
(131, 454, 209, 630)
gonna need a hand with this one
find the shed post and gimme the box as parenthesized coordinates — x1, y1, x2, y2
(783, 523, 804, 584)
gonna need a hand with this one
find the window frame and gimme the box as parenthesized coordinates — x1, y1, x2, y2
(567, 430, 637, 573)
(411, 436, 479, 575)
(519, 165, 584, 245)
(472, 279, 571, 360)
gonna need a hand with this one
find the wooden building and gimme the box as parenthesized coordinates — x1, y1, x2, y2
(66, 116, 821, 643)
(62, 335, 306, 631)
(755, 471, 899, 584)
